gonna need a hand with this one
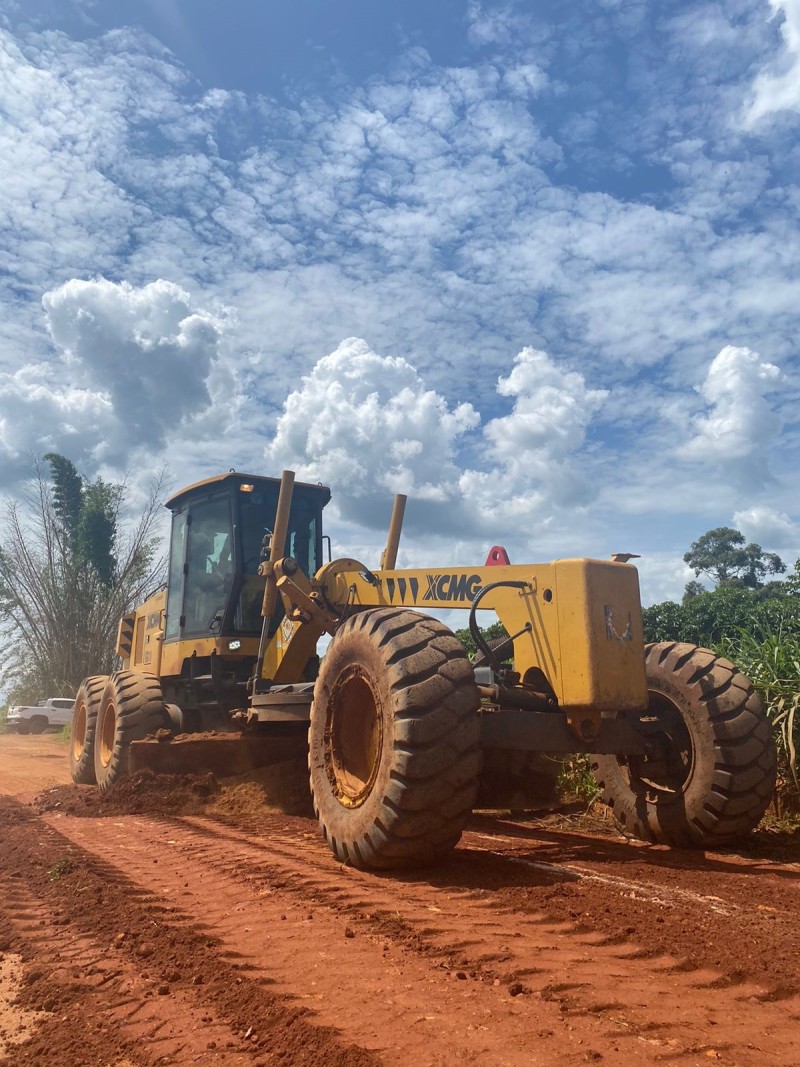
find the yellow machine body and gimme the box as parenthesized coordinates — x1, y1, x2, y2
(341, 559, 642, 712)
(117, 587, 286, 684)
(118, 555, 647, 720)
(111, 470, 647, 750)
(274, 557, 647, 719)
(80, 469, 773, 866)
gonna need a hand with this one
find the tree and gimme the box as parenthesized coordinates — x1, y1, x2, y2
(0, 455, 166, 703)
(784, 559, 800, 598)
(684, 527, 785, 589)
(682, 580, 706, 602)
(454, 620, 507, 658)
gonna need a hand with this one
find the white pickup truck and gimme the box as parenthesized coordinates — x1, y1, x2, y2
(6, 697, 75, 734)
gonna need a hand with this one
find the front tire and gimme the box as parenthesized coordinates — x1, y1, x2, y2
(309, 608, 482, 870)
(94, 671, 166, 793)
(592, 642, 776, 847)
(70, 675, 109, 784)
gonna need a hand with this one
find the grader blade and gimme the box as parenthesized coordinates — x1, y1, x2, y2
(128, 733, 306, 778)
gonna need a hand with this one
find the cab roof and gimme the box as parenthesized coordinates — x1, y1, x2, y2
(165, 471, 331, 511)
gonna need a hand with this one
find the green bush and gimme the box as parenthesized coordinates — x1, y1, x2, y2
(556, 754, 600, 804)
(719, 623, 800, 807)
(643, 587, 800, 647)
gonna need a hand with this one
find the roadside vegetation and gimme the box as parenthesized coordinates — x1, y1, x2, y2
(0, 453, 166, 708)
(644, 532, 800, 813)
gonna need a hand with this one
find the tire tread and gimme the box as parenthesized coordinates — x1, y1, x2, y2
(309, 608, 481, 870)
(593, 643, 776, 848)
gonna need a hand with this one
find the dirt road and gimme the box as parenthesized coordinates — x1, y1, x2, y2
(1, 734, 799, 1066)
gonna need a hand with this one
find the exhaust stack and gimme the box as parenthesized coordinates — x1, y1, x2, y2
(380, 494, 407, 570)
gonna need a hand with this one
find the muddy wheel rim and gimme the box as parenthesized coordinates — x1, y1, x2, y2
(325, 664, 383, 808)
(623, 689, 694, 798)
(72, 702, 87, 761)
(98, 700, 117, 769)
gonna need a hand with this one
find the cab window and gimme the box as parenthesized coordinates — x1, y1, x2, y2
(183, 496, 233, 635)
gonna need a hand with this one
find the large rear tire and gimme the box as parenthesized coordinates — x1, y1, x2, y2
(309, 608, 482, 870)
(591, 642, 776, 847)
(94, 671, 166, 793)
(70, 675, 109, 784)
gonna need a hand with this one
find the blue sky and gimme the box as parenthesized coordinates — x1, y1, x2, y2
(1, 0, 800, 604)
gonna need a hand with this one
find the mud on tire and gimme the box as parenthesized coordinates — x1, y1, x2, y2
(70, 674, 109, 785)
(94, 671, 167, 793)
(309, 608, 482, 870)
(592, 642, 776, 847)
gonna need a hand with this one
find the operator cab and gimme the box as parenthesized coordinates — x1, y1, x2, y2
(163, 472, 331, 644)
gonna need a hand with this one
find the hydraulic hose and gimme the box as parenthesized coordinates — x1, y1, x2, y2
(468, 579, 531, 670)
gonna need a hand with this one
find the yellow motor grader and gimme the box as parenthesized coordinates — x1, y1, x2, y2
(70, 470, 776, 869)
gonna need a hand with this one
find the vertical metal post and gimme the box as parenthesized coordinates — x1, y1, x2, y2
(254, 470, 295, 685)
(380, 494, 407, 571)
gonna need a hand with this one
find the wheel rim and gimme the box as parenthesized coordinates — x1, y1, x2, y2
(622, 689, 694, 799)
(72, 701, 87, 761)
(325, 664, 382, 808)
(98, 699, 117, 769)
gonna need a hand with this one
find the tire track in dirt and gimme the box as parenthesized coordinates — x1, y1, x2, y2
(0, 871, 256, 1065)
(460, 818, 800, 994)
(467, 829, 798, 918)
(0, 799, 379, 1067)
(47, 811, 800, 1066)
(46, 813, 579, 1066)
(171, 812, 800, 997)
(0, 953, 47, 1060)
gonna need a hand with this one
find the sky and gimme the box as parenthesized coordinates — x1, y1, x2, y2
(1, 0, 800, 606)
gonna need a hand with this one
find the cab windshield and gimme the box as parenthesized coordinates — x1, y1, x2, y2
(164, 480, 326, 642)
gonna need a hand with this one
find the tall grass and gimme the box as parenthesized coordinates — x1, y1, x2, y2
(720, 624, 800, 806)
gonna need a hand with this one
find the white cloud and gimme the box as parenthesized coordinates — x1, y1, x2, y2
(466, 2, 514, 46)
(43, 277, 225, 443)
(460, 346, 607, 515)
(0, 370, 114, 485)
(680, 345, 783, 486)
(635, 553, 697, 608)
(0, 277, 228, 484)
(732, 504, 799, 548)
(265, 337, 480, 526)
(745, 0, 800, 125)
(266, 338, 605, 537)
(465, 1, 541, 50)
